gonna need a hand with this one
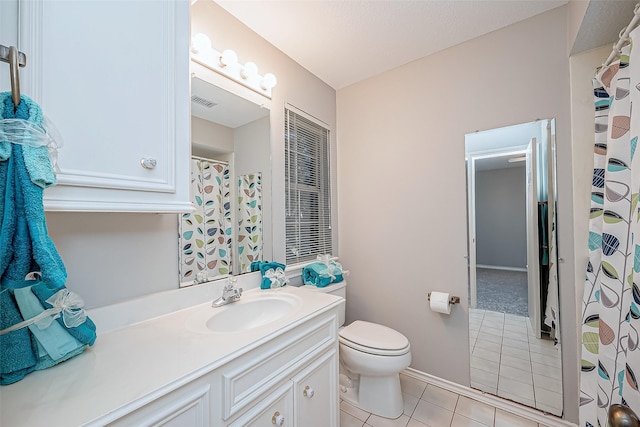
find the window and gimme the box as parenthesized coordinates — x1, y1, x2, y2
(285, 105, 332, 264)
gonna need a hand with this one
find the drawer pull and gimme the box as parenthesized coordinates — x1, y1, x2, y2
(140, 158, 157, 170)
(303, 385, 315, 398)
(272, 411, 285, 426)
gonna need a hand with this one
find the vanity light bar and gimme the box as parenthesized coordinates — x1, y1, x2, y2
(191, 33, 277, 99)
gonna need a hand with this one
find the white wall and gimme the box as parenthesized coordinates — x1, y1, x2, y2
(235, 116, 272, 261)
(191, 115, 234, 154)
(337, 6, 577, 421)
(569, 43, 611, 406)
(45, 1, 336, 308)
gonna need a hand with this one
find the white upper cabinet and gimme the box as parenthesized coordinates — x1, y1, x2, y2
(18, 0, 191, 212)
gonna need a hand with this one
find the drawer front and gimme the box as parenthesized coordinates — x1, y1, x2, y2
(228, 382, 293, 427)
(222, 313, 337, 419)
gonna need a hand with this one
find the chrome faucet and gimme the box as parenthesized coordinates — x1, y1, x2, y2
(212, 280, 243, 308)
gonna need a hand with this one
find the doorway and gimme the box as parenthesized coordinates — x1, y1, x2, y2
(466, 120, 562, 416)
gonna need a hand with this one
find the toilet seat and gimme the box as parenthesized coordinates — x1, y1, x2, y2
(339, 320, 410, 357)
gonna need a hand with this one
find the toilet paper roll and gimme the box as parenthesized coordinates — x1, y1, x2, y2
(429, 291, 451, 314)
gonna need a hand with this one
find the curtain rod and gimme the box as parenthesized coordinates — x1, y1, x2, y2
(191, 155, 228, 166)
(602, 3, 640, 69)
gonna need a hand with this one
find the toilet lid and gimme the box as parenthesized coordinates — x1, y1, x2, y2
(339, 320, 409, 352)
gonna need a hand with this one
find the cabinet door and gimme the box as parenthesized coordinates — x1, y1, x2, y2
(18, 0, 191, 213)
(292, 349, 338, 427)
(228, 382, 293, 427)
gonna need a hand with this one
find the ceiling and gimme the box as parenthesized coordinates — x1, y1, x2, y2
(215, 0, 569, 89)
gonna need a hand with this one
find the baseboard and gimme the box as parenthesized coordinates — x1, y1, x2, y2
(476, 264, 527, 273)
(402, 368, 577, 427)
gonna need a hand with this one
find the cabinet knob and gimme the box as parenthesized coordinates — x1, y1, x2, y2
(303, 385, 315, 398)
(140, 158, 157, 170)
(272, 411, 285, 426)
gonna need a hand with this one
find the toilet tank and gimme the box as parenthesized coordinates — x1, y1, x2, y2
(302, 281, 346, 326)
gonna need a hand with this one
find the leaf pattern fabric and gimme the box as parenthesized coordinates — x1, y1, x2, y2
(178, 158, 231, 286)
(237, 173, 263, 274)
(581, 37, 640, 425)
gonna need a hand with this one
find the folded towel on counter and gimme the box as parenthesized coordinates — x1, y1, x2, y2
(31, 281, 96, 346)
(264, 267, 289, 289)
(302, 260, 344, 288)
(250, 261, 287, 289)
(14, 285, 86, 370)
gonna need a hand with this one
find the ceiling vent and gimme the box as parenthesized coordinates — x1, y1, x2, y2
(191, 95, 217, 108)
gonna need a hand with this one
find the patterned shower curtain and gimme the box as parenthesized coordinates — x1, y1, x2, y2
(580, 34, 640, 426)
(237, 173, 263, 273)
(178, 158, 232, 286)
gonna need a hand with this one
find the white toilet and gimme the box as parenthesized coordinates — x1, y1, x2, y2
(304, 281, 411, 419)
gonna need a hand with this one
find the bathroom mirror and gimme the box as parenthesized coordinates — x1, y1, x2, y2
(466, 119, 562, 416)
(178, 74, 272, 286)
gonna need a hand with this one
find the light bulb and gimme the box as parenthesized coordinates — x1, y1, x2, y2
(219, 49, 238, 67)
(240, 62, 258, 79)
(261, 73, 277, 90)
(191, 33, 211, 54)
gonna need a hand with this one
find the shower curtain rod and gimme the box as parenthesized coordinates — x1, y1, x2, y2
(191, 155, 228, 166)
(602, 2, 640, 69)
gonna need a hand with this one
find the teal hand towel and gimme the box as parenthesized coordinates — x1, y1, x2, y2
(302, 262, 344, 288)
(14, 285, 85, 367)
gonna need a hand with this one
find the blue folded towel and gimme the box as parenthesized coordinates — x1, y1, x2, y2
(251, 261, 287, 289)
(31, 281, 96, 346)
(302, 262, 344, 288)
(14, 285, 86, 370)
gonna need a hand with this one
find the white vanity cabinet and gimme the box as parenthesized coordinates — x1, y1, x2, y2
(1, 288, 343, 427)
(228, 349, 338, 427)
(216, 314, 339, 427)
(102, 300, 340, 427)
(16, 0, 192, 212)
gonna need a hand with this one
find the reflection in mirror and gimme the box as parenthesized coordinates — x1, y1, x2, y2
(466, 120, 562, 416)
(178, 76, 271, 287)
(237, 172, 263, 273)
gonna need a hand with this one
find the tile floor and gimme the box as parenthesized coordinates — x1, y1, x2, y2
(340, 373, 557, 427)
(469, 309, 563, 416)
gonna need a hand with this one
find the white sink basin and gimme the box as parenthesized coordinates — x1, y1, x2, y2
(186, 291, 302, 333)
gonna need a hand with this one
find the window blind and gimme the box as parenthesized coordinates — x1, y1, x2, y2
(285, 106, 332, 264)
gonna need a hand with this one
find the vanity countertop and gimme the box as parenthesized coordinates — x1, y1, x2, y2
(0, 286, 343, 427)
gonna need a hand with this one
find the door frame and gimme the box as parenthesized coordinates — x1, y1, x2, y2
(466, 147, 527, 309)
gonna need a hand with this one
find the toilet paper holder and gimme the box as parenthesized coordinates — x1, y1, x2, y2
(427, 292, 460, 305)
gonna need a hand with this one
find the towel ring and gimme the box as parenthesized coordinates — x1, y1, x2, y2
(9, 46, 21, 109)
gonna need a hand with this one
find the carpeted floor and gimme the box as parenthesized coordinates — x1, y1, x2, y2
(470, 267, 528, 316)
